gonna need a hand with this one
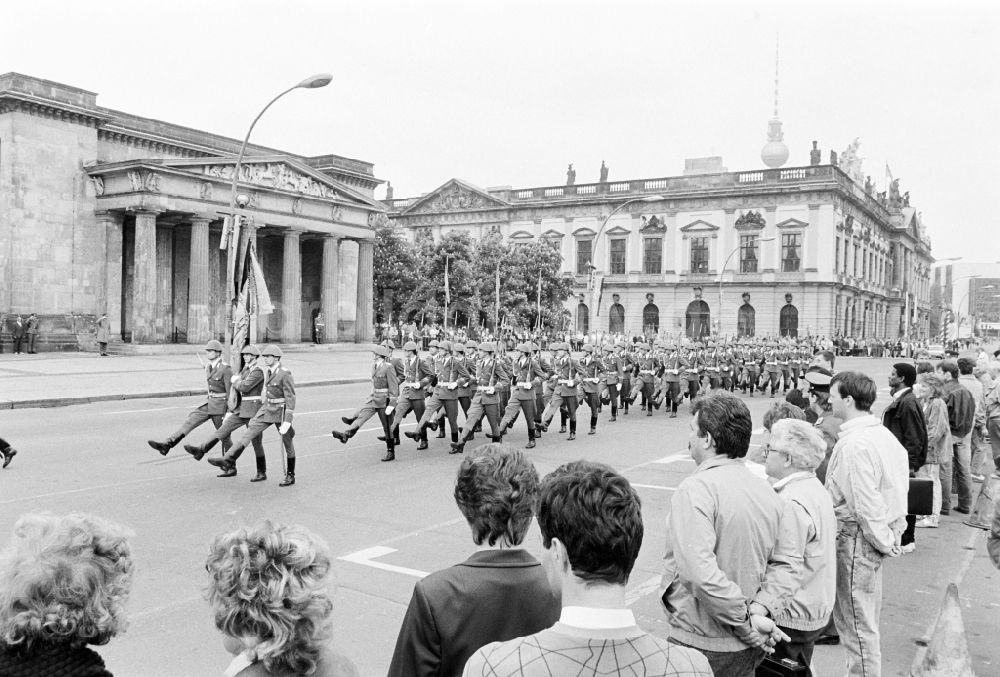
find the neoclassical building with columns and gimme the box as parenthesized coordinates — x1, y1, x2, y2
(387, 155, 934, 340)
(0, 73, 381, 350)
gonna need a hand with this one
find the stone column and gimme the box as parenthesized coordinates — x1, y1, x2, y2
(97, 212, 124, 337)
(187, 216, 212, 344)
(321, 235, 340, 342)
(131, 210, 160, 343)
(281, 229, 302, 342)
(355, 238, 374, 342)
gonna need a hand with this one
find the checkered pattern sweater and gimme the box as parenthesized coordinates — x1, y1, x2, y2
(0, 642, 112, 677)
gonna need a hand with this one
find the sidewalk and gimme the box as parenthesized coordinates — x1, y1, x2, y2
(0, 347, 372, 409)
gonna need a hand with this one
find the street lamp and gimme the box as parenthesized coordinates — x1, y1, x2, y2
(223, 73, 332, 363)
(717, 236, 774, 336)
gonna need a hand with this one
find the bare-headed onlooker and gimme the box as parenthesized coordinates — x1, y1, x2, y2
(826, 371, 909, 677)
(0, 513, 134, 675)
(809, 350, 835, 372)
(763, 419, 837, 677)
(936, 360, 976, 514)
(914, 373, 951, 528)
(390, 443, 559, 677)
(958, 357, 989, 482)
(205, 522, 358, 677)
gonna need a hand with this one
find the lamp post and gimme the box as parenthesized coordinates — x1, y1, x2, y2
(717, 236, 774, 336)
(223, 73, 332, 364)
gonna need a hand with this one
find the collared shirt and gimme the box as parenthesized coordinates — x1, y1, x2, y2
(223, 651, 254, 677)
(891, 386, 910, 401)
(825, 414, 909, 554)
(560, 606, 635, 631)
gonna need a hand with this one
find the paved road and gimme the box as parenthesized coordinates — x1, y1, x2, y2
(0, 357, 995, 676)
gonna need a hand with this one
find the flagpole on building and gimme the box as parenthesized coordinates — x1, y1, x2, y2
(222, 73, 331, 366)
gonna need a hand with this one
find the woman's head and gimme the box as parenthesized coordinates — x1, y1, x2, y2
(0, 512, 134, 654)
(454, 443, 540, 547)
(205, 522, 333, 675)
(915, 372, 945, 400)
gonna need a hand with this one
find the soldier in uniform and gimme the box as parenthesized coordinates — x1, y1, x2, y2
(628, 343, 658, 416)
(530, 342, 550, 436)
(600, 343, 623, 421)
(778, 341, 793, 394)
(454, 342, 476, 420)
(661, 344, 686, 418)
(539, 342, 580, 439)
(497, 342, 543, 448)
(414, 339, 469, 447)
(183, 344, 267, 480)
(764, 341, 782, 397)
(682, 343, 703, 407)
(0, 437, 17, 469)
(706, 342, 722, 391)
(449, 342, 506, 454)
(147, 339, 233, 456)
(577, 344, 605, 435)
(787, 342, 801, 392)
(616, 341, 632, 415)
(331, 344, 399, 462)
(384, 341, 434, 451)
(209, 344, 297, 485)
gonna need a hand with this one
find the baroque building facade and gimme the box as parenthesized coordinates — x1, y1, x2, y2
(387, 158, 934, 340)
(0, 73, 383, 350)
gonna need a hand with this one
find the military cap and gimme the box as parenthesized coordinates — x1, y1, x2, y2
(260, 344, 283, 358)
(383, 339, 396, 350)
(615, 340, 627, 348)
(581, 344, 595, 353)
(403, 340, 419, 352)
(527, 341, 539, 352)
(428, 339, 440, 348)
(552, 342, 567, 351)
(602, 344, 615, 351)
(371, 344, 390, 357)
(240, 344, 260, 356)
(478, 342, 496, 353)
(516, 342, 532, 353)
(438, 340, 453, 352)
(205, 339, 224, 352)
(466, 340, 478, 351)
(804, 368, 833, 392)
(453, 342, 466, 353)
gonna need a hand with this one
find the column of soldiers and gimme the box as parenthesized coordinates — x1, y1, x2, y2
(328, 336, 817, 463)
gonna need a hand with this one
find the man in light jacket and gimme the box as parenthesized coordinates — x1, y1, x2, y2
(826, 371, 909, 677)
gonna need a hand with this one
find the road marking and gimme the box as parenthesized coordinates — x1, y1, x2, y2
(130, 594, 203, 620)
(654, 453, 693, 465)
(98, 406, 177, 415)
(625, 575, 662, 606)
(338, 546, 429, 579)
(295, 407, 356, 416)
(753, 427, 766, 435)
(632, 483, 677, 491)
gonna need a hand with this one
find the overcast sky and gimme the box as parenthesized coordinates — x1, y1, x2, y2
(3, 1, 997, 262)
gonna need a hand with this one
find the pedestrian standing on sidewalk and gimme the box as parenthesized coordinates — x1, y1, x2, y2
(25, 313, 38, 353)
(958, 357, 989, 482)
(936, 360, 976, 515)
(96, 313, 111, 356)
(881, 362, 927, 553)
(0, 437, 17, 469)
(914, 373, 950, 528)
(984, 367, 1000, 477)
(825, 371, 909, 677)
(147, 340, 233, 457)
(10, 315, 25, 355)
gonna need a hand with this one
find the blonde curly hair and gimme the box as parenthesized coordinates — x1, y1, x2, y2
(205, 522, 334, 676)
(0, 512, 134, 653)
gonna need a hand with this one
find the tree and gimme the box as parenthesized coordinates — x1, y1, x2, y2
(409, 230, 476, 327)
(373, 217, 418, 324)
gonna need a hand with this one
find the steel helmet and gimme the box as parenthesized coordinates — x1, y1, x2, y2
(205, 339, 224, 352)
(260, 345, 283, 358)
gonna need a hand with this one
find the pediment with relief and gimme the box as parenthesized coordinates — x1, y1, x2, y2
(198, 161, 345, 200)
(776, 217, 809, 229)
(680, 219, 719, 232)
(402, 179, 509, 215)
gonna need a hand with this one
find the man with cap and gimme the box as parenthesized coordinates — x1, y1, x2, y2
(449, 342, 508, 454)
(616, 341, 633, 415)
(577, 344, 605, 434)
(682, 343, 703, 408)
(455, 341, 476, 420)
(385, 341, 435, 452)
(882, 361, 927, 553)
(331, 344, 399, 462)
(147, 339, 233, 456)
(409, 340, 468, 448)
(600, 343, 623, 421)
(96, 312, 111, 356)
(183, 344, 267, 480)
(628, 343, 659, 416)
(497, 342, 543, 448)
(531, 342, 551, 436)
(764, 342, 782, 398)
(661, 344, 686, 418)
(209, 344, 297, 484)
(539, 342, 581, 439)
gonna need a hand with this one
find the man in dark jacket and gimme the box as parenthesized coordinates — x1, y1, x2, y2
(937, 360, 976, 514)
(882, 362, 927, 552)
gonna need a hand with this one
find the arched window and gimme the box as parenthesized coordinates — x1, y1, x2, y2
(577, 302, 589, 334)
(609, 303, 625, 333)
(737, 303, 756, 337)
(686, 300, 711, 339)
(780, 304, 799, 338)
(642, 303, 660, 336)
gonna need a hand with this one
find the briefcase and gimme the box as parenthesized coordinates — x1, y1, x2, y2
(908, 477, 934, 515)
(756, 656, 807, 676)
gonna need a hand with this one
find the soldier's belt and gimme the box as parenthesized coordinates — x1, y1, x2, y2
(242, 396, 261, 401)
(267, 398, 286, 404)
(373, 388, 389, 393)
(639, 369, 654, 375)
(208, 393, 228, 399)
(476, 386, 495, 392)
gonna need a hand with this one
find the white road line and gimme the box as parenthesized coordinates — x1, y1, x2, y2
(338, 546, 429, 579)
(653, 453, 693, 465)
(295, 407, 357, 416)
(752, 427, 766, 435)
(625, 575, 661, 606)
(631, 483, 677, 491)
(130, 594, 203, 620)
(97, 406, 177, 415)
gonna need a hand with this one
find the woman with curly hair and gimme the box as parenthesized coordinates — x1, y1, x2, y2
(0, 512, 134, 676)
(388, 443, 560, 677)
(205, 522, 357, 677)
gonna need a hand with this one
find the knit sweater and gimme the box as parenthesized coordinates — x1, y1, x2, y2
(0, 642, 112, 677)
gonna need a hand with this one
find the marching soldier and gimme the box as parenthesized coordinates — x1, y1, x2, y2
(600, 343, 623, 421)
(454, 342, 476, 419)
(497, 342, 543, 448)
(741, 341, 761, 396)
(682, 343, 703, 407)
(764, 341, 782, 397)
(450, 342, 506, 454)
(208, 344, 297, 485)
(539, 342, 580, 439)
(706, 342, 722, 390)
(183, 344, 267, 480)
(531, 342, 551, 436)
(787, 342, 801, 392)
(778, 341, 793, 394)
(628, 344, 658, 416)
(661, 344, 686, 418)
(577, 344, 605, 434)
(147, 340, 233, 456)
(409, 340, 468, 447)
(384, 341, 434, 451)
(617, 341, 632, 415)
(331, 345, 399, 462)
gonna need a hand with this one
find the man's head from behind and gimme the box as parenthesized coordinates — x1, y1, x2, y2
(537, 461, 642, 589)
(454, 443, 540, 548)
(689, 392, 753, 464)
(936, 360, 960, 381)
(957, 357, 975, 376)
(830, 371, 877, 418)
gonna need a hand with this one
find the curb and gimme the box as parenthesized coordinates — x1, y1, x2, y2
(0, 378, 370, 410)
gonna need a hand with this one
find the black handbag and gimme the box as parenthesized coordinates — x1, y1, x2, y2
(908, 477, 934, 515)
(756, 656, 807, 676)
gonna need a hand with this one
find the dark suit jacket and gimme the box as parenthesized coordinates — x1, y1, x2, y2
(387, 549, 560, 677)
(882, 388, 928, 472)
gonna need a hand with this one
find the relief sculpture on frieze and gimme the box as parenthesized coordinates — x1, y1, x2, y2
(203, 162, 339, 200)
(127, 171, 161, 192)
(415, 185, 492, 213)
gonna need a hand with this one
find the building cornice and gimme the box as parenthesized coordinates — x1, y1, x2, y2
(0, 91, 110, 128)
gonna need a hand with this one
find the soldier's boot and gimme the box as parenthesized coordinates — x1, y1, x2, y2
(474, 423, 483, 433)
(250, 454, 267, 483)
(451, 430, 460, 446)
(610, 404, 617, 422)
(404, 423, 426, 441)
(525, 430, 536, 449)
(331, 428, 356, 444)
(567, 420, 576, 441)
(670, 401, 678, 418)
(279, 457, 295, 486)
(208, 444, 243, 476)
(538, 418, 550, 433)
(449, 439, 465, 455)
(184, 437, 218, 462)
(147, 434, 182, 456)
(341, 415, 357, 425)
(589, 416, 597, 435)
(559, 411, 568, 434)
(381, 439, 395, 463)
